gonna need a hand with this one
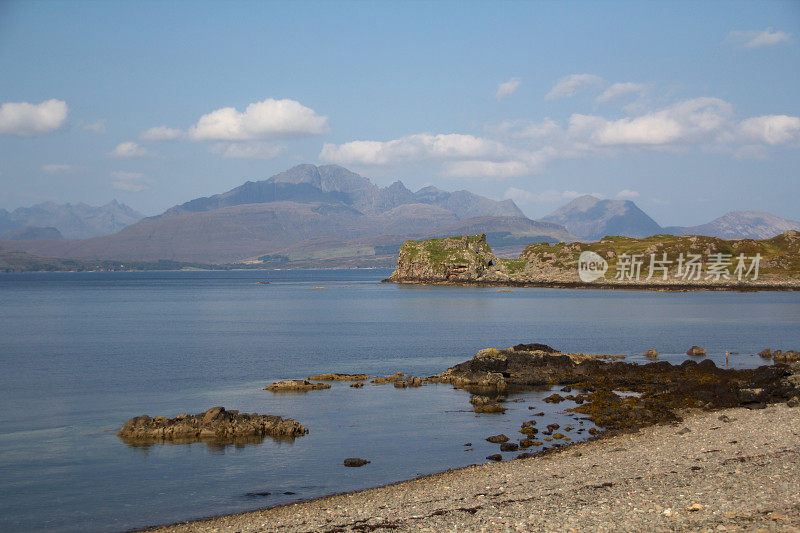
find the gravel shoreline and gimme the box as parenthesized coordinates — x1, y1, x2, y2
(150, 403, 799, 532)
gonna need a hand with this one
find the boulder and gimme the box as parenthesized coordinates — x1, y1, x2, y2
(758, 348, 773, 359)
(486, 454, 503, 462)
(264, 380, 331, 392)
(486, 434, 509, 443)
(643, 349, 658, 358)
(499, 442, 519, 452)
(686, 346, 706, 357)
(117, 407, 308, 443)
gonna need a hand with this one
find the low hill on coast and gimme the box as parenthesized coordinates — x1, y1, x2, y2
(384, 230, 800, 290)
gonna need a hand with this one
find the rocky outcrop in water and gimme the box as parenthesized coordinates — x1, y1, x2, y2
(264, 380, 331, 392)
(117, 407, 308, 443)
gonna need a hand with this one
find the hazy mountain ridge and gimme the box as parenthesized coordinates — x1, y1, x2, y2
(542, 195, 798, 241)
(2, 165, 797, 266)
(157, 164, 526, 220)
(665, 211, 800, 240)
(0, 200, 143, 239)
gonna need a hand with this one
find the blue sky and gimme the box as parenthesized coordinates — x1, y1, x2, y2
(0, 0, 798, 225)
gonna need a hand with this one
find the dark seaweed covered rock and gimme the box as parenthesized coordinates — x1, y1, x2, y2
(117, 407, 308, 443)
(433, 345, 800, 433)
(343, 458, 370, 467)
(486, 434, 509, 443)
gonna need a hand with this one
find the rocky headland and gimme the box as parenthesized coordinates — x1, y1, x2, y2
(117, 407, 308, 444)
(383, 230, 800, 290)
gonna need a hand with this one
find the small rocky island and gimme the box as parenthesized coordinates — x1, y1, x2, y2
(383, 230, 800, 290)
(117, 407, 308, 444)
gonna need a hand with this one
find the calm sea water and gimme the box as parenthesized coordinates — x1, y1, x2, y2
(1, 269, 798, 532)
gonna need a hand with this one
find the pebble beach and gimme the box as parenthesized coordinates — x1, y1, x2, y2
(151, 403, 800, 532)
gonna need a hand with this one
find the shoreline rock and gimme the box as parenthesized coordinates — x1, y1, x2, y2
(117, 407, 308, 444)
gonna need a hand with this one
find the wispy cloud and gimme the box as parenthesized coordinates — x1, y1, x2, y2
(596, 83, 646, 103)
(725, 28, 792, 49)
(141, 126, 184, 141)
(111, 171, 152, 192)
(210, 142, 286, 160)
(41, 164, 78, 174)
(495, 78, 521, 101)
(503, 187, 589, 204)
(108, 141, 151, 158)
(83, 119, 106, 134)
(545, 74, 603, 100)
(616, 189, 640, 198)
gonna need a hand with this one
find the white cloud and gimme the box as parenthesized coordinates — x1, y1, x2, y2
(111, 171, 152, 192)
(0, 99, 68, 137)
(574, 97, 733, 146)
(83, 119, 106, 134)
(109, 141, 151, 158)
(41, 164, 77, 174)
(495, 78, 521, 101)
(596, 83, 646, 103)
(320, 133, 511, 166)
(188, 98, 328, 141)
(545, 74, 603, 100)
(504, 187, 587, 204)
(726, 28, 792, 49)
(616, 189, 640, 198)
(141, 126, 184, 141)
(210, 142, 286, 160)
(738, 115, 800, 145)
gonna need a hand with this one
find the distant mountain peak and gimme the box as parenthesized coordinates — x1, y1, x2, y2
(541, 195, 662, 240)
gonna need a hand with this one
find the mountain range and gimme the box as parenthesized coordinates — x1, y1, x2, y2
(0, 164, 797, 266)
(0, 200, 144, 240)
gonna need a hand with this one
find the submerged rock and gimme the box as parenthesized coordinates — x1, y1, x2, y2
(307, 373, 370, 381)
(473, 403, 506, 413)
(264, 380, 331, 392)
(486, 434, 509, 443)
(643, 349, 658, 359)
(343, 458, 370, 467)
(117, 407, 308, 443)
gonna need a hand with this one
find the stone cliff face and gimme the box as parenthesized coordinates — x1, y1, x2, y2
(384, 231, 800, 290)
